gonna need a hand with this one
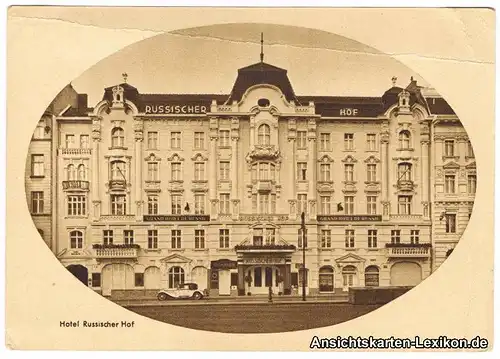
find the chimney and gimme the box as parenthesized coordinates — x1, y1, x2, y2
(77, 94, 88, 110)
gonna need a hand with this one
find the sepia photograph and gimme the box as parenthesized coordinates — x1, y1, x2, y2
(6, 6, 494, 350)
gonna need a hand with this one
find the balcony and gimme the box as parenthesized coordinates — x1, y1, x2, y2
(397, 180, 415, 191)
(235, 244, 296, 253)
(62, 180, 89, 191)
(59, 148, 92, 156)
(93, 244, 139, 259)
(257, 180, 273, 193)
(386, 243, 431, 258)
(99, 214, 135, 222)
(246, 145, 281, 162)
(108, 180, 127, 190)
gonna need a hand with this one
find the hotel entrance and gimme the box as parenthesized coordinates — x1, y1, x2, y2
(244, 266, 282, 295)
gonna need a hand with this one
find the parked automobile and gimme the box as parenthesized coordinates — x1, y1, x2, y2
(157, 282, 204, 300)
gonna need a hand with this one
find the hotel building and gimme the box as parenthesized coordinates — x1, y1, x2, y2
(25, 58, 475, 297)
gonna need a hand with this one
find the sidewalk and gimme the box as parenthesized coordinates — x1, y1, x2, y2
(115, 294, 349, 307)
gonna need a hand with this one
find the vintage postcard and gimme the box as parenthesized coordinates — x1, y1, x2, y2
(5, 6, 495, 351)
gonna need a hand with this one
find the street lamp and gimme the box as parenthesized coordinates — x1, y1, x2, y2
(301, 211, 306, 302)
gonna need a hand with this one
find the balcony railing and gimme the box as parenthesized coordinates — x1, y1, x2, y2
(108, 180, 127, 190)
(94, 245, 139, 259)
(257, 180, 273, 192)
(235, 244, 296, 253)
(238, 214, 289, 222)
(397, 180, 415, 191)
(386, 243, 431, 258)
(62, 180, 89, 191)
(59, 148, 92, 155)
(99, 214, 135, 222)
(390, 214, 425, 221)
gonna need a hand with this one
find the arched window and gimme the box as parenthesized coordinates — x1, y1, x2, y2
(77, 164, 86, 180)
(110, 160, 126, 181)
(168, 266, 185, 288)
(67, 164, 76, 180)
(111, 127, 125, 147)
(319, 266, 334, 292)
(398, 130, 411, 149)
(398, 162, 412, 181)
(70, 230, 83, 249)
(364, 266, 379, 287)
(257, 124, 271, 146)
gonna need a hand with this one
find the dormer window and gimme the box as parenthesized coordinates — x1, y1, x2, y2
(111, 127, 125, 148)
(257, 124, 271, 146)
(398, 89, 410, 108)
(112, 85, 124, 104)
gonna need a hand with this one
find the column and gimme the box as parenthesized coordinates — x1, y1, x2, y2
(421, 140, 430, 218)
(381, 132, 390, 218)
(231, 136, 240, 219)
(91, 137, 101, 220)
(134, 136, 143, 219)
(209, 135, 218, 217)
(288, 138, 297, 219)
(237, 265, 245, 296)
(307, 136, 317, 219)
(283, 263, 291, 295)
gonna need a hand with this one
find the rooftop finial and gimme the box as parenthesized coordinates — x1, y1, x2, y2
(391, 76, 397, 87)
(122, 72, 128, 83)
(260, 32, 264, 63)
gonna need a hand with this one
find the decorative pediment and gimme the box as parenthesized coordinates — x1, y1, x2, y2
(364, 155, 380, 164)
(167, 153, 184, 162)
(191, 152, 208, 162)
(318, 154, 334, 163)
(342, 155, 357, 163)
(335, 253, 366, 264)
(160, 253, 192, 264)
(443, 161, 460, 169)
(56, 248, 92, 259)
(144, 152, 161, 162)
(465, 161, 476, 169)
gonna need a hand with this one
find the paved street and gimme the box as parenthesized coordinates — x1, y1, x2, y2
(125, 302, 382, 333)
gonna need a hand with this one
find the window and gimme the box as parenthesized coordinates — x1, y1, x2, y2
(258, 124, 271, 145)
(110, 161, 126, 181)
(271, 194, 277, 213)
(147, 195, 159, 215)
(31, 155, 44, 177)
(124, 230, 134, 245)
(344, 133, 354, 150)
(321, 230, 332, 248)
(111, 127, 124, 147)
(254, 229, 263, 247)
(147, 230, 158, 249)
(65, 134, 75, 148)
(219, 193, 230, 214)
(366, 164, 377, 182)
(344, 164, 354, 182)
(67, 195, 87, 216)
(298, 194, 307, 215)
(364, 266, 379, 287)
(219, 161, 230, 180)
(298, 228, 307, 248)
(67, 164, 76, 180)
(297, 162, 307, 180)
(103, 230, 113, 245)
(219, 229, 230, 248)
(410, 229, 420, 244)
(344, 196, 354, 215)
(77, 164, 86, 180)
(366, 196, 377, 214)
(171, 194, 181, 214)
(251, 194, 257, 212)
(147, 131, 158, 149)
(168, 266, 184, 288)
(171, 132, 181, 149)
(467, 141, 474, 157)
(80, 135, 89, 149)
(171, 230, 181, 249)
(445, 214, 456, 233)
(391, 229, 401, 244)
(398, 195, 412, 215)
(445, 175, 456, 194)
(147, 162, 158, 181)
(195, 229, 205, 249)
(194, 194, 205, 214)
(194, 162, 205, 181)
(467, 175, 477, 194)
(31, 191, 44, 214)
(219, 130, 230, 147)
(194, 132, 205, 149)
(34, 119, 46, 139)
(368, 229, 377, 248)
(345, 229, 355, 248)
(320, 133, 330, 151)
(171, 162, 181, 181)
(398, 163, 412, 182)
(319, 266, 334, 292)
(110, 194, 126, 215)
(297, 131, 307, 149)
(259, 194, 269, 214)
(135, 273, 144, 287)
(265, 228, 276, 245)
(69, 230, 83, 249)
(398, 130, 411, 149)
(320, 164, 331, 181)
(444, 140, 455, 157)
(320, 196, 331, 215)
(92, 273, 101, 287)
(366, 134, 376, 151)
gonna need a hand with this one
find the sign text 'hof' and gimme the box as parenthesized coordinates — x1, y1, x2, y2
(339, 108, 359, 116)
(144, 104, 208, 114)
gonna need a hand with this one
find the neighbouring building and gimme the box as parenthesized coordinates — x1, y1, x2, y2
(26, 58, 475, 297)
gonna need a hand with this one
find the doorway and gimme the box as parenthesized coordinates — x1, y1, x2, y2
(66, 264, 88, 286)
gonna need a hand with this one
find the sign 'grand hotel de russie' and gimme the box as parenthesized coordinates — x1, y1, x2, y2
(28, 52, 475, 299)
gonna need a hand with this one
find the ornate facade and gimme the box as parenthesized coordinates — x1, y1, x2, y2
(26, 61, 475, 297)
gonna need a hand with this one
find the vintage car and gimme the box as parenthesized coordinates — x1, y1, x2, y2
(157, 282, 205, 300)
